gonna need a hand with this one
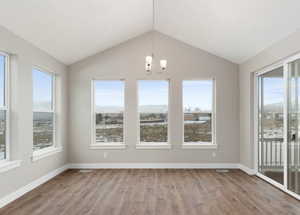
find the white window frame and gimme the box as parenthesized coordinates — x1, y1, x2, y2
(136, 79, 171, 149)
(182, 79, 217, 149)
(0, 51, 21, 172)
(32, 66, 61, 162)
(0, 52, 10, 163)
(90, 79, 126, 150)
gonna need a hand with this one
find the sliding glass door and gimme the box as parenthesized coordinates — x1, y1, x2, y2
(258, 66, 284, 185)
(287, 59, 300, 195)
(256, 54, 300, 199)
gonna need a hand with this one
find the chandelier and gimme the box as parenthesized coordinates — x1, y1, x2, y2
(145, 0, 167, 73)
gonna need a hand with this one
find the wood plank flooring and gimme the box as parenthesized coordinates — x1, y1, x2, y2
(1, 169, 300, 215)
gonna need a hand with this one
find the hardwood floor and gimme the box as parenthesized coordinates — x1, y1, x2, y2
(1, 169, 300, 215)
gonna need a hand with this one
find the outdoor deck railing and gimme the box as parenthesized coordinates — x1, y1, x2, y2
(259, 138, 300, 170)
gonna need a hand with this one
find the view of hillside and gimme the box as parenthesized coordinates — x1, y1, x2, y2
(1, 102, 284, 158)
(96, 105, 168, 113)
(33, 112, 54, 150)
(96, 112, 123, 142)
(95, 105, 212, 143)
(1, 111, 54, 157)
(0, 110, 6, 160)
(263, 102, 283, 113)
(260, 102, 284, 139)
(140, 112, 168, 142)
(184, 112, 212, 142)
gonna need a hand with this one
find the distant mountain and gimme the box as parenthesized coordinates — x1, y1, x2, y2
(33, 112, 52, 120)
(96, 106, 124, 113)
(139, 105, 168, 113)
(34, 102, 52, 111)
(264, 102, 283, 113)
(96, 105, 168, 113)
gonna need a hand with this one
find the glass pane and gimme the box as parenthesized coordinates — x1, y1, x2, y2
(33, 112, 54, 151)
(287, 59, 300, 195)
(95, 81, 124, 143)
(0, 55, 5, 107)
(0, 110, 6, 160)
(139, 80, 168, 143)
(32, 69, 53, 111)
(258, 67, 284, 185)
(183, 80, 213, 143)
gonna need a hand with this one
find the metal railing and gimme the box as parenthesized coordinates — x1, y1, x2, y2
(259, 138, 300, 170)
(259, 138, 284, 169)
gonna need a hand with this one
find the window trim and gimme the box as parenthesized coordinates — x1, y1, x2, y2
(0, 51, 10, 165)
(0, 160, 21, 173)
(90, 79, 126, 149)
(182, 79, 217, 149)
(32, 66, 59, 161)
(136, 79, 171, 149)
(32, 146, 62, 162)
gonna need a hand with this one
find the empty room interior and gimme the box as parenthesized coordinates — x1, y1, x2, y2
(1, 0, 300, 214)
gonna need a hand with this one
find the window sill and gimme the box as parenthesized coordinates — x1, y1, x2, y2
(136, 143, 171, 149)
(32, 147, 62, 162)
(182, 143, 217, 149)
(0, 160, 22, 173)
(89, 143, 126, 150)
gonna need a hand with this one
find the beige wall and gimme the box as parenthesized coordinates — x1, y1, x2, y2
(69, 31, 239, 164)
(0, 29, 239, 200)
(0, 26, 68, 199)
(239, 29, 300, 169)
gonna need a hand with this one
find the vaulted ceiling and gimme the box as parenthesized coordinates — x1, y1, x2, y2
(0, 0, 300, 65)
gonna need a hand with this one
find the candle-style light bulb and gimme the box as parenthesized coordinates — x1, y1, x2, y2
(160, 59, 167, 71)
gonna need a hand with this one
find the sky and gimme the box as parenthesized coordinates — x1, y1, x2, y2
(138, 80, 168, 106)
(0, 59, 285, 112)
(94, 80, 213, 111)
(0, 55, 5, 107)
(32, 68, 53, 110)
(263, 77, 284, 105)
(0, 54, 289, 113)
(183, 80, 212, 111)
(1, 56, 54, 109)
(95, 81, 124, 107)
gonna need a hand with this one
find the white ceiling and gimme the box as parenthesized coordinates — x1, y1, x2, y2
(0, 0, 300, 65)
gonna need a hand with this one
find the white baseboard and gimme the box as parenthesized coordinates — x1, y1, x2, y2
(0, 162, 255, 209)
(69, 162, 239, 169)
(238, 164, 256, 175)
(0, 164, 69, 209)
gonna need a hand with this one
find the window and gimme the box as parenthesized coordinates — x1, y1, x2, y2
(92, 80, 125, 148)
(183, 80, 215, 146)
(32, 68, 55, 151)
(138, 80, 169, 146)
(0, 53, 9, 162)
